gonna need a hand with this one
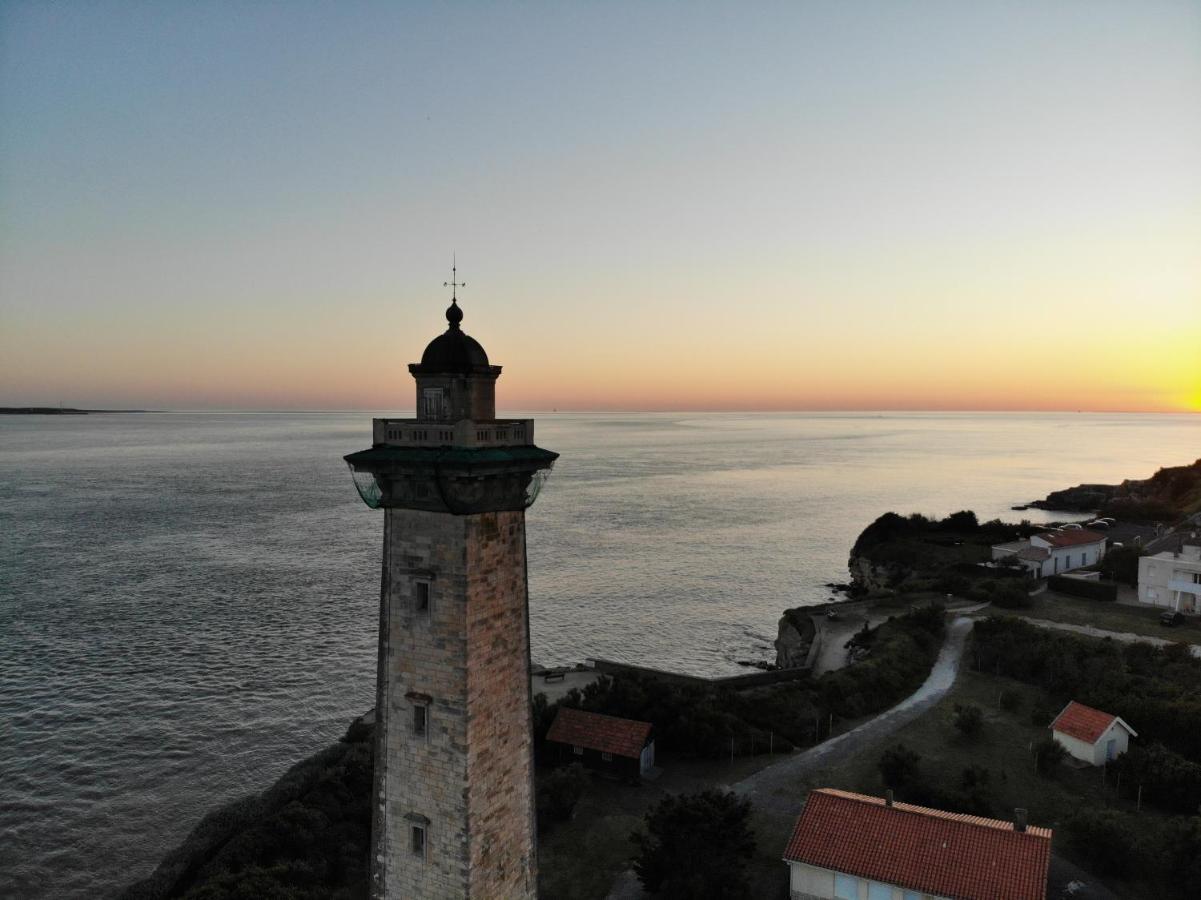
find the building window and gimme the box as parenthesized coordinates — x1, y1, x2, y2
(573, 745, 583, 756)
(601, 752, 612, 762)
(413, 703, 428, 739)
(413, 581, 431, 616)
(867, 882, 892, 900)
(411, 824, 426, 859)
(902, 892, 921, 900)
(422, 389, 443, 419)
(834, 873, 859, 900)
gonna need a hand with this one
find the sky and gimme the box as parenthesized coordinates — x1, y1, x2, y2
(1, 1, 1199, 412)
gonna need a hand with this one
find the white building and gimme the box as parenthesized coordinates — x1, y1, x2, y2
(1138, 539, 1201, 614)
(991, 529, 1107, 579)
(783, 788, 1051, 900)
(1050, 701, 1136, 766)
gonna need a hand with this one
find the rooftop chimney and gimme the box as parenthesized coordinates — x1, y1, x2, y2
(1014, 808, 1028, 833)
(885, 790, 894, 808)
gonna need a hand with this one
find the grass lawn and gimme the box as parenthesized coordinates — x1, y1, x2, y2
(537, 753, 788, 899)
(806, 666, 1175, 900)
(1021, 590, 1201, 642)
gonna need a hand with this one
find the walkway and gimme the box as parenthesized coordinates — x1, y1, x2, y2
(733, 615, 975, 812)
(1012, 615, 1201, 659)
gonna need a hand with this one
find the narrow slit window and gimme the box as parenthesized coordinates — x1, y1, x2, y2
(413, 703, 428, 739)
(414, 581, 431, 616)
(411, 824, 426, 859)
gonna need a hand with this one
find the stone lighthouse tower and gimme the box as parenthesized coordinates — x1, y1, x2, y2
(345, 286, 557, 899)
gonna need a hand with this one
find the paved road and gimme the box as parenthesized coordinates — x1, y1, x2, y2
(733, 615, 976, 812)
(1012, 615, 1201, 658)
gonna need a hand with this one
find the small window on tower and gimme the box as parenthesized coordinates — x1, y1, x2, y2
(414, 581, 431, 616)
(413, 703, 428, 739)
(422, 388, 444, 419)
(411, 824, 426, 859)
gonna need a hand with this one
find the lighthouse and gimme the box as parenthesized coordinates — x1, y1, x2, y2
(345, 283, 557, 899)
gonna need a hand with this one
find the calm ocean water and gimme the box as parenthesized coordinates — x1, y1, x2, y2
(1, 410, 1198, 897)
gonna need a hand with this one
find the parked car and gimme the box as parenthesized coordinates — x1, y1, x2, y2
(1060, 523, 1083, 530)
(1160, 611, 1185, 627)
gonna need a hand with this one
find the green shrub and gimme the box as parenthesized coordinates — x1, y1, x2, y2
(536, 763, 589, 828)
(952, 704, 984, 739)
(631, 791, 755, 899)
(1047, 575, 1118, 602)
(1034, 737, 1065, 777)
(878, 744, 922, 789)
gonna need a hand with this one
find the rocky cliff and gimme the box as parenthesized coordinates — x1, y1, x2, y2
(1029, 458, 1201, 520)
(774, 609, 816, 669)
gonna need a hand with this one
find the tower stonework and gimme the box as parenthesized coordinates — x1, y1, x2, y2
(346, 295, 557, 899)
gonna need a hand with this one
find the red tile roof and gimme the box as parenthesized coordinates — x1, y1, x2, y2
(1051, 701, 1132, 744)
(546, 707, 652, 759)
(1037, 529, 1107, 548)
(783, 789, 1051, 900)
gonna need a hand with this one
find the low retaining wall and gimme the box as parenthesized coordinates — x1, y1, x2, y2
(588, 657, 811, 690)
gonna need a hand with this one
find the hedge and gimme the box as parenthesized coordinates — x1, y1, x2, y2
(1047, 575, 1118, 601)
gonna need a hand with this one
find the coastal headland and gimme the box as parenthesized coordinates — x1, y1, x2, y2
(123, 458, 1201, 900)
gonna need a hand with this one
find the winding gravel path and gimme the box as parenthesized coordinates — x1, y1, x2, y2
(606, 614, 978, 900)
(733, 615, 975, 812)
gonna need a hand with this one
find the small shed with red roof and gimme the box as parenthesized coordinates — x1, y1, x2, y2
(782, 788, 1052, 900)
(1050, 700, 1137, 766)
(545, 707, 655, 780)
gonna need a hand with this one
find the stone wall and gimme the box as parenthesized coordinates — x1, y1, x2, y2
(373, 508, 536, 899)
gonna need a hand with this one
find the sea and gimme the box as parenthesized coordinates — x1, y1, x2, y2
(1, 410, 1198, 897)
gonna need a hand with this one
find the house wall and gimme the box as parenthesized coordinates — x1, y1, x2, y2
(1029, 538, 1107, 578)
(786, 861, 948, 900)
(1051, 729, 1097, 765)
(552, 741, 642, 780)
(1138, 551, 1201, 614)
(1052, 723, 1130, 766)
(992, 539, 1106, 579)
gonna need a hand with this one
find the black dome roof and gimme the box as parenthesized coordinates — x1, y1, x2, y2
(415, 300, 491, 373)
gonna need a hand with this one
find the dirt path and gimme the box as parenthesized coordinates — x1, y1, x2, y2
(732, 615, 975, 812)
(1012, 615, 1201, 658)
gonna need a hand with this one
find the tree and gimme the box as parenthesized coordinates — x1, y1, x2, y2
(536, 763, 588, 828)
(1098, 545, 1144, 587)
(878, 744, 921, 790)
(953, 704, 984, 739)
(631, 791, 756, 899)
(1034, 737, 1066, 777)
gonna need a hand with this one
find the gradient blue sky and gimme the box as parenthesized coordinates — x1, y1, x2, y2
(2, 1, 1199, 410)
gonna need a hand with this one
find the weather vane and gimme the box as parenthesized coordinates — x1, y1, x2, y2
(444, 255, 466, 301)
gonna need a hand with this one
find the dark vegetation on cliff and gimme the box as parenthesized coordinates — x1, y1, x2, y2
(849, 510, 1035, 601)
(969, 617, 1201, 896)
(121, 724, 373, 900)
(1032, 458, 1201, 520)
(540, 605, 947, 756)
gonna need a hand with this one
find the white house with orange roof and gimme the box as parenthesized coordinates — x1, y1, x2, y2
(782, 788, 1052, 900)
(991, 529, 1107, 579)
(1050, 701, 1136, 766)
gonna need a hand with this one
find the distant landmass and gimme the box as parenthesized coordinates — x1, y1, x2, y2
(0, 407, 153, 415)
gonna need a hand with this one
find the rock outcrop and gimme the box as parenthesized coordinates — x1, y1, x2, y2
(1028, 459, 1201, 520)
(774, 610, 816, 669)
